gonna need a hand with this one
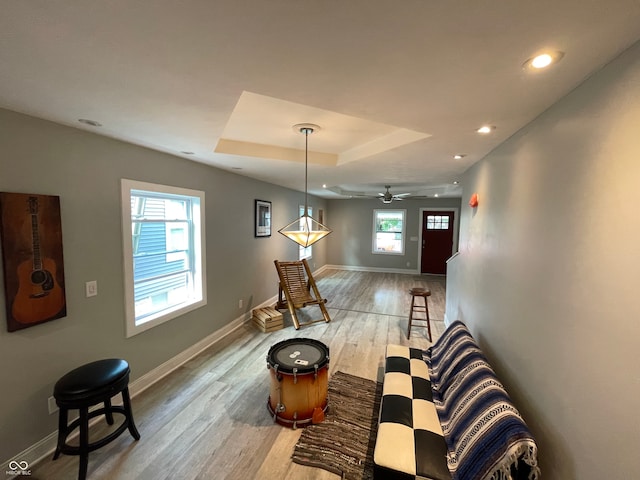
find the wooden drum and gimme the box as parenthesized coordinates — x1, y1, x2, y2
(266, 338, 329, 429)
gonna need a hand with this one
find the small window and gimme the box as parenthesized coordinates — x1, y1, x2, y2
(121, 179, 206, 337)
(299, 205, 313, 260)
(373, 209, 406, 255)
(426, 214, 450, 230)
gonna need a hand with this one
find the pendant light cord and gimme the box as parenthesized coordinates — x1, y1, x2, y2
(303, 127, 311, 214)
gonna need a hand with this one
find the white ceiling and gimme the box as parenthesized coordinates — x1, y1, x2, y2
(2, 1, 640, 199)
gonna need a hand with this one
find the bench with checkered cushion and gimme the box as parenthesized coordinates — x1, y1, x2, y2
(373, 345, 452, 480)
(374, 321, 540, 480)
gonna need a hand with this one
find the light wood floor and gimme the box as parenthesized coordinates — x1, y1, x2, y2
(31, 269, 447, 480)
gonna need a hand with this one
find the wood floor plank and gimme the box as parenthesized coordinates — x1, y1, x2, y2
(30, 269, 446, 480)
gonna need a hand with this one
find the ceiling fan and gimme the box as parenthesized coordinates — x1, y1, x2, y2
(378, 185, 411, 204)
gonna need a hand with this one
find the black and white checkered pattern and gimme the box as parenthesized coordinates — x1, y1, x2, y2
(373, 345, 452, 480)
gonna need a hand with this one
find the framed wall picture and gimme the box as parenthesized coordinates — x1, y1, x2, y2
(255, 199, 272, 237)
(0, 192, 67, 331)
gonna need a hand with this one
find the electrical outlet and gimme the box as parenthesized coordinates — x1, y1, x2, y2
(238, 299, 243, 309)
(85, 280, 98, 298)
(48, 396, 58, 415)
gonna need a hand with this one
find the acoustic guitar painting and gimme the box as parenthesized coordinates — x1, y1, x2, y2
(0, 192, 66, 331)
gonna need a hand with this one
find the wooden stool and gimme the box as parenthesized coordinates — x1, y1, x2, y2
(408, 287, 432, 341)
(52, 359, 140, 480)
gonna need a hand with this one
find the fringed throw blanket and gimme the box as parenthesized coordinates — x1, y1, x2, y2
(425, 321, 541, 480)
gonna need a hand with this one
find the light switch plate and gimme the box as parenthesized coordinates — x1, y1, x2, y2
(85, 280, 98, 297)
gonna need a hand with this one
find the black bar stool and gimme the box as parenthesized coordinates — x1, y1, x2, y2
(52, 359, 140, 480)
(408, 287, 432, 341)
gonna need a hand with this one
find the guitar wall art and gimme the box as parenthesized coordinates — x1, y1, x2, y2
(0, 192, 67, 331)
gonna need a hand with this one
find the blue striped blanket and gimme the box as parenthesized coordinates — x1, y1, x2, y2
(425, 321, 540, 480)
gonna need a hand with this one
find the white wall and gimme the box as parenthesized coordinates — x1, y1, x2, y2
(446, 41, 640, 479)
(0, 109, 328, 463)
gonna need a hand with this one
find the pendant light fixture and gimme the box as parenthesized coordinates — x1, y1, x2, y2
(278, 123, 332, 247)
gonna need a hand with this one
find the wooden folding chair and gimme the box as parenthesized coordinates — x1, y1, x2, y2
(274, 259, 331, 330)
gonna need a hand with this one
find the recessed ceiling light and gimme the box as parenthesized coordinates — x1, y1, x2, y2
(477, 125, 495, 134)
(453, 154, 466, 160)
(523, 51, 564, 71)
(434, 194, 439, 198)
(453, 181, 460, 185)
(532, 54, 553, 68)
(78, 118, 102, 127)
(322, 184, 327, 188)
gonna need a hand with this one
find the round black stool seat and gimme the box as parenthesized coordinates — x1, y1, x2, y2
(54, 359, 130, 405)
(52, 359, 140, 480)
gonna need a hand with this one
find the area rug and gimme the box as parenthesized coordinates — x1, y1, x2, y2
(292, 371, 383, 480)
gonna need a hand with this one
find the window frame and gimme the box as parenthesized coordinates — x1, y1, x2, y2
(425, 214, 451, 230)
(372, 209, 406, 255)
(121, 179, 207, 338)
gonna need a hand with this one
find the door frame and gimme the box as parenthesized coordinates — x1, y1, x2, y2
(417, 207, 459, 275)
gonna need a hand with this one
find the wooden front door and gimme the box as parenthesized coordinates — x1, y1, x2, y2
(421, 211, 454, 274)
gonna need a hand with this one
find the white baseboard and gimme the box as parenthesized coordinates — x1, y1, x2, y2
(324, 264, 420, 275)
(5, 431, 58, 478)
(3, 303, 281, 475)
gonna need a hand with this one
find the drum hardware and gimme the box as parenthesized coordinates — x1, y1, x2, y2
(293, 367, 298, 384)
(293, 412, 298, 430)
(268, 362, 283, 381)
(272, 402, 286, 422)
(313, 364, 318, 380)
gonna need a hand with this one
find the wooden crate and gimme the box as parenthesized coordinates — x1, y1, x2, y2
(252, 306, 284, 333)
